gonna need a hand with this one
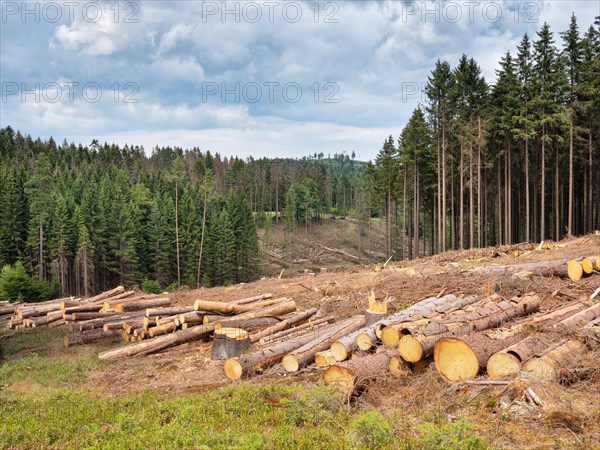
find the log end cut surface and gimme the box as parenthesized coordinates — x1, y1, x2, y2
(434, 338, 479, 383)
(380, 326, 400, 348)
(486, 352, 521, 379)
(356, 332, 373, 351)
(223, 358, 244, 380)
(281, 354, 300, 372)
(567, 260, 583, 281)
(330, 342, 349, 362)
(398, 334, 423, 363)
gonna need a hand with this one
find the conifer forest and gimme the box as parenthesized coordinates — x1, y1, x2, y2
(1, 15, 599, 298)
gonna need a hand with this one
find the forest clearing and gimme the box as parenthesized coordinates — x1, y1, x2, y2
(1, 233, 599, 449)
(2, 4, 600, 449)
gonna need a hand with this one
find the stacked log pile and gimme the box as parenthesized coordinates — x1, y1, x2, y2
(1, 255, 598, 400)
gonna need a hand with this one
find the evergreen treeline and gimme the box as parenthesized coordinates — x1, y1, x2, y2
(0, 128, 365, 297)
(370, 16, 600, 259)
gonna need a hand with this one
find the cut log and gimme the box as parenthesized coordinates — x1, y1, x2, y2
(248, 308, 318, 343)
(213, 316, 281, 332)
(114, 298, 171, 312)
(519, 300, 589, 326)
(522, 339, 585, 380)
(282, 316, 366, 372)
(471, 258, 589, 281)
(227, 293, 273, 305)
(194, 297, 289, 315)
(558, 302, 600, 327)
(69, 311, 120, 321)
(29, 310, 64, 327)
(223, 330, 321, 380)
(148, 322, 177, 338)
(98, 324, 216, 360)
(63, 304, 103, 314)
(258, 316, 335, 345)
(175, 311, 205, 326)
(76, 312, 145, 331)
(218, 300, 297, 324)
(211, 327, 251, 360)
(156, 315, 181, 326)
(399, 294, 540, 362)
(323, 349, 399, 400)
(145, 306, 194, 317)
(381, 294, 482, 348)
(64, 329, 121, 347)
(581, 258, 594, 275)
(433, 332, 524, 383)
(87, 286, 126, 303)
(101, 294, 164, 310)
(487, 336, 550, 379)
(315, 349, 337, 366)
(355, 294, 477, 352)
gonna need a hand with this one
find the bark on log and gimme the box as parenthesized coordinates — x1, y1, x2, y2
(64, 329, 121, 347)
(87, 286, 126, 303)
(470, 258, 591, 281)
(227, 293, 273, 305)
(223, 331, 320, 380)
(356, 294, 479, 352)
(194, 297, 289, 315)
(558, 302, 600, 327)
(76, 312, 145, 331)
(148, 322, 177, 338)
(433, 332, 524, 383)
(381, 294, 482, 348)
(522, 339, 585, 380)
(29, 310, 64, 327)
(323, 349, 399, 400)
(213, 316, 281, 332)
(282, 316, 366, 372)
(101, 294, 163, 310)
(211, 327, 251, 360)
(217, 300, 297, 324)
(258, 316, 335, 345)
(98, 324, 216, 360)
(398, 294, 540, 363)
(63, 304, 103, 314)
(114, 298, 172, 312)
(146, 306, 195, 317)
(248, 308, 318, 343)
(175, 311, 205, 326)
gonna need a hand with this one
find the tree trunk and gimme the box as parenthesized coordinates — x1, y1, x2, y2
(469, 140, 474, 249)
(211, 327, 251, 360)
(459, 141, 464, 250)
(541, 124, 546, 241)
(175, 179, 181, 289)
(477, 117, 482, 248)
(197, 187, 208, 288)
(568, 119, 574, 236)
(525, 133, 530, 242)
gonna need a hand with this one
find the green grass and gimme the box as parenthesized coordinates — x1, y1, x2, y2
(0, 329, 489, 450)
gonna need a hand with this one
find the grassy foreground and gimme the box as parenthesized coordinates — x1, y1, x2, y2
(0, 328, 488, 450)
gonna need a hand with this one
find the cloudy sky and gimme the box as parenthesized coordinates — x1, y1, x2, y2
(1, 1, 598, 161)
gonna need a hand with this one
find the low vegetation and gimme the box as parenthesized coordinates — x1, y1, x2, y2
(0, 328, 491, 450)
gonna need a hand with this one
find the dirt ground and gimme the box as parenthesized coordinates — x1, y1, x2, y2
(5, 232, 600, 448)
